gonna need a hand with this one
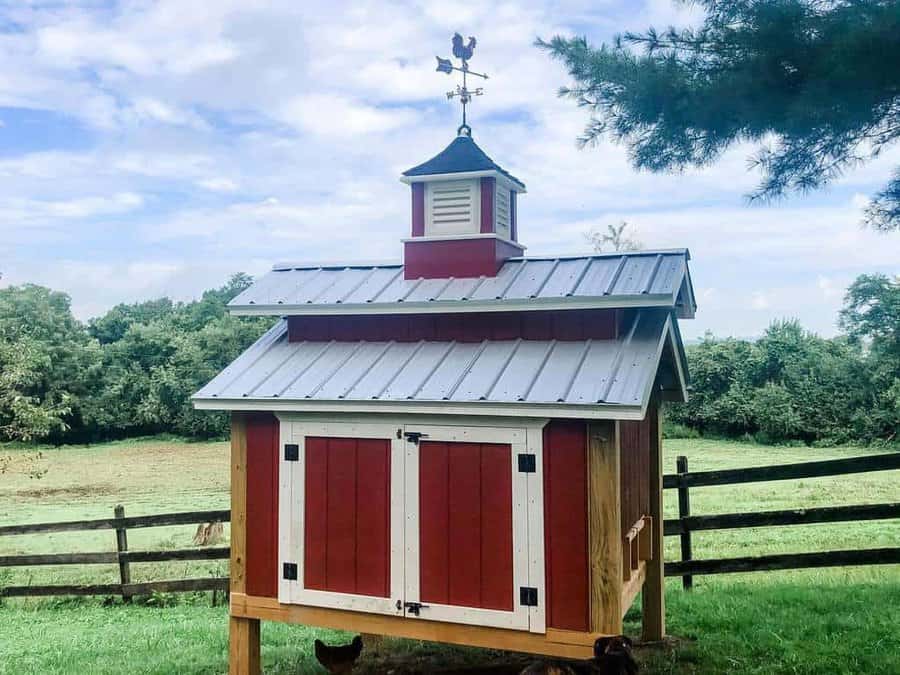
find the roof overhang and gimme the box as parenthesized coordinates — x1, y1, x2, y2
(193, 397, 646, 420)
(227, 293, 681, 317)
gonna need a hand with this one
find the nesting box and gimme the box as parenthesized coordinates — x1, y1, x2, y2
(194, 133, 695, 673)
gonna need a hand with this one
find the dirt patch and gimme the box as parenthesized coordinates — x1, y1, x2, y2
(11, 484, 118, 500)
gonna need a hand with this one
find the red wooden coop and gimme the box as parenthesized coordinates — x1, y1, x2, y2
(194, 131, 695, 674)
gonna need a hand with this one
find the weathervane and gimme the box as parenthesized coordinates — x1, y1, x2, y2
(436, 33, 488, 137)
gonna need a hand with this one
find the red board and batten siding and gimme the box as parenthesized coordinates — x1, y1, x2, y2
(304, 437, 392, 597)
(288, 309, 618, 344)
(245, 413, 280, 598)
(419, 441, 514, 611)
(542, 420, 590, 631)
(620, 418, 651, 537)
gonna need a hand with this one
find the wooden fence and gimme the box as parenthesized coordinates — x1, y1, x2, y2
(662, 452, 900, 589)
(0, 506, 230, 599)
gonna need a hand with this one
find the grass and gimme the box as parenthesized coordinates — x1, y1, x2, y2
(0, 436, 898, 673)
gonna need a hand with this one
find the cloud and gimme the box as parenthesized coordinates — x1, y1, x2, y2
(277, 94, 418, 137)
(750, 291, 771, 310)
(196, 177, 239, 192)
(1, 0, 897, 341)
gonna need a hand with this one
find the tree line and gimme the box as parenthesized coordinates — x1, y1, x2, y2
(0, 273, 897, 446)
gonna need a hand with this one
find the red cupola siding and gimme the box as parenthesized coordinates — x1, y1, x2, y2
(401, 134, 526, 279)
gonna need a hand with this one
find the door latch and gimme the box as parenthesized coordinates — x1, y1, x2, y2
(404, 601, 429, 616)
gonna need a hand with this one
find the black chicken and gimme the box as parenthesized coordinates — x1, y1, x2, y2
(452, 33, 477, 61)
(519, 635, 638, 675)
(314, 635, 363, 674)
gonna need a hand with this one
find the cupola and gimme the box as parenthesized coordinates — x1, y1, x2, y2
(400, 134, 526, 279)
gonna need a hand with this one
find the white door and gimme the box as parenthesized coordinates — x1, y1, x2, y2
(278, 417, 546, 632)
(278, 420, 405, 616)
(402, 424, 545, 632)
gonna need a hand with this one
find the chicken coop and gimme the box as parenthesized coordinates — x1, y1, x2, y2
(194, 131, 695, 674)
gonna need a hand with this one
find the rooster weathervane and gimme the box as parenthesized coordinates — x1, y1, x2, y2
(436, 33, 488, 137)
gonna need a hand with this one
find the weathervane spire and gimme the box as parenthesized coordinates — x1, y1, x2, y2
(436, 32, 488, 137)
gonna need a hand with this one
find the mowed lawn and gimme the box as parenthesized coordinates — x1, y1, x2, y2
(0, 436, 898, 674)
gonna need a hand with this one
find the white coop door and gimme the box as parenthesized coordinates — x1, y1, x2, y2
(277, 417, 546, 633)
(402, 424, 546, 632)
(278, 420, 405, 616)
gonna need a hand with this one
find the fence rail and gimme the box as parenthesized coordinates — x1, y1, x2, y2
(0, 506, 230, 599)
(662, 452, 900, 588)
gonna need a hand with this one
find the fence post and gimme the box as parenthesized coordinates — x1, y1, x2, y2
(114, 505, 132, 602)
(676, 456, 693, 590)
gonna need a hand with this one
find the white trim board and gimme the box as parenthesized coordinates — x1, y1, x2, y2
(194, 397, 647, 421)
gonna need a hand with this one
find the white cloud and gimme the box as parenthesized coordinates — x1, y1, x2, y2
(1, 0, 897, 340)
(197, 177, 239, 192)
(277, 94, 418, 137)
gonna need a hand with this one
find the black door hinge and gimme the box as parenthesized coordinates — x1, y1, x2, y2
(518, 453, 536, 473)
(283, 562, 298, 580)
(404, 431, 429, 445)
(520, 587, 538, 607)
(284, 444, 299, 461)
(404, 601, 429, 616)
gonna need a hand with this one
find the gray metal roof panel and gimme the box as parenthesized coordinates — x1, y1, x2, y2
(195, 309, 679, 412)
(229, 250, 694, 317)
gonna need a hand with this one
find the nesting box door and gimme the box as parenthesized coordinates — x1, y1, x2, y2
(403, 425, 541, 632)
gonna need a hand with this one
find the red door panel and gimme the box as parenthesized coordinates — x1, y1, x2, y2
(419, 441, 514, 611)
(303, 436, 391, 597)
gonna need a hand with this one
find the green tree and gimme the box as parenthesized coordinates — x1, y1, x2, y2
(88, 298, 173, 344)
(587, 221, 643, 252)
(840, 274, 900, 440)
(0, 285, 101, 443)
(540, 1, 900, 230)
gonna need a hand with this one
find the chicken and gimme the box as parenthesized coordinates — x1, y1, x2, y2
(314, 635, 363, 674)
(591, 636, 638, 675)
(519, 636, 638, 675)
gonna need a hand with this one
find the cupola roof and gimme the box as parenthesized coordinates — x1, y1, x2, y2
(402, 135, 525, 189)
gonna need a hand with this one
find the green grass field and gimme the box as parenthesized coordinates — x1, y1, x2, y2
(0, 436, 897, 674)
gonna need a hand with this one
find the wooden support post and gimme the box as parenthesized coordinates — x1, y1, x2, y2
(676, 455, 693, 590)
(642, 397, 665, 641)
(113, 505, 131, 603)
(230, 615, 261, 675)
(588, 419, 622, 635)
(229, 414, 261, 675)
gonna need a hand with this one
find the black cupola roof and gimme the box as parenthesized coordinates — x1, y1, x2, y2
(402, 135, 525, 189)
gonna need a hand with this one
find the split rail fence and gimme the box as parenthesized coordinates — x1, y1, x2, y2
(3, 452, 899, 598)
(662, 452, 900, 589)
(0, 507, 230, 599)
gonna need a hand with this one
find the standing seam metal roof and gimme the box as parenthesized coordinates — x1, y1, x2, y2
(193, 309, 681, 414)
(228, 250, 695, 318)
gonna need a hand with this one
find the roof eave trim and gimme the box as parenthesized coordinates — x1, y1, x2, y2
(192, 397, 645, 420)
(400, 170, 526, 192)
(228, 294, 678, 317)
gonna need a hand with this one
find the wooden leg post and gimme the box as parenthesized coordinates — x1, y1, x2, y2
(230, 616, 261, 675)
(588, 419, 623, 635)
(229, 414, 261, 675)
(642, 397, 665, 641)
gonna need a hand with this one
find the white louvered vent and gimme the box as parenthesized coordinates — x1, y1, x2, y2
(425, 179, 479, 236)
(495, 186, 511, 239)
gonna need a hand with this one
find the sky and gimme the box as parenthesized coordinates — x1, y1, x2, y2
(1, 0, 897, 340)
